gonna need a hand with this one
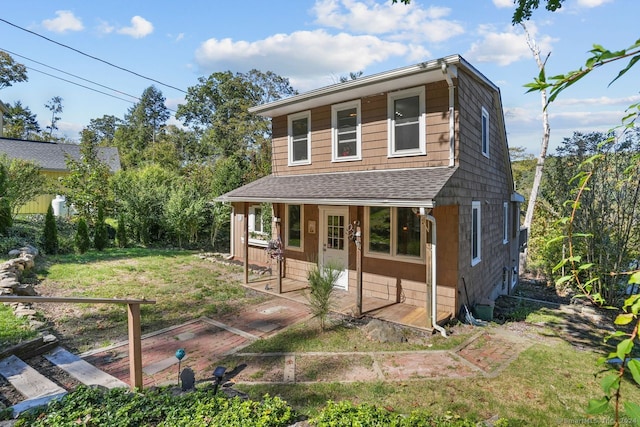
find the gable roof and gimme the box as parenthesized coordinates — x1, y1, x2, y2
(249, 54, 498, 118)
(0, 137, 121, 172)
(218, 167, 458, 208)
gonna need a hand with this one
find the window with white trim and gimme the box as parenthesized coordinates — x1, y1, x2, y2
(471, 201, 481, 266)
(388, 87, 426, 157)
(332, 100, 361, 161)
(366, 206, 423, 261)
(503, 202, 509, 244)
(285, 204, 303, 250)
(288, 111, 311, 165)
(248, 205, 268, 245)
(481, 106, 489, 158)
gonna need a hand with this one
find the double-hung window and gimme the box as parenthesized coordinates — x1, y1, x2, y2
(471, 201, 481, 266)
(388, 86, 426, 157)
(332, 100, 361, 161)
(366, 207, 423, 261)
(288, 111, 311, 165)
(481, 107, 490, 158)
(286, 204, 303, 250)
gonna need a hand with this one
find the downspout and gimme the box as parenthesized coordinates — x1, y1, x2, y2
(425, 213, 447, 337)
(441, 62, 455, 167)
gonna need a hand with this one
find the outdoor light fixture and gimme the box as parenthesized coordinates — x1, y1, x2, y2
(175, 348, 186, 386)
(213, 366, 227, 394)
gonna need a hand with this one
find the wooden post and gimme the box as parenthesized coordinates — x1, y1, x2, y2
(243, 202, 249, 285)
(127, 303, 143, 390)
(277, 221, 282, 294)
(355, 223, 363, 317)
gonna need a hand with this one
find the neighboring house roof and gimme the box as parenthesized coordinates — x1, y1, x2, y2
(0, 137, 121, 172)
(218, 166, 458, 208)
(250, 54, 497, 118)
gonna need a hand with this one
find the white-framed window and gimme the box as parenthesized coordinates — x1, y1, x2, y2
(365, 206, 424, 262)
(481, 106, 490, 158)
(285, 204, 303, 251)
(471, 201, 481, 266)
(332, 100, 361, 162)
(503, 202, 509, 244)
(288, 111, 311, 166)
(248, 205, 268, 246)
(387, 86, 426, 157)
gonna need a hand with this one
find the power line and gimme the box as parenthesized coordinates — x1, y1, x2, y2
(1, 47, 141, 103)
(0, 17, 187, 94)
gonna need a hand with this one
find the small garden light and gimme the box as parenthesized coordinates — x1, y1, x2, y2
(212, 366, 226, 394)
(175, 348, 186, 386)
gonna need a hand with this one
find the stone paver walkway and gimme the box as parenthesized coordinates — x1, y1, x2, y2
(81, 296, 534, 387)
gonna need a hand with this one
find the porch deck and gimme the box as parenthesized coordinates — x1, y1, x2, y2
(242, 277, 451, 331)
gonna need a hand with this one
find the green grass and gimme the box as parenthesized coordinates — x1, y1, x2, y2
(0, 304, 37, 346)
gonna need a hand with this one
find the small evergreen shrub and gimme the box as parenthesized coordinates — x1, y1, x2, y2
(42, 204, 58, 254)
(307, 262, 342, 331)
(74, 217, 90, 254)
(116, 214, 128, 248)
(93, 205, 108, 251)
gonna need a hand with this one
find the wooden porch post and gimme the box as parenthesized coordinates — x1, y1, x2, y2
(127, 303, 143, 390)
(243, 202, 249, 284)
(273, 205, 282, 294)
(355, 222, 363, 317)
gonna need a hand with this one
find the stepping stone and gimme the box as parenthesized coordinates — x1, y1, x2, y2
(45, 347, 127, 389)
(0, 354, 67, 417)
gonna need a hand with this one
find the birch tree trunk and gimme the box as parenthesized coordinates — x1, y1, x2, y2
(520, 24, 551, 272)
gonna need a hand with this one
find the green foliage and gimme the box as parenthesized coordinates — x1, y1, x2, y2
(62, 130, 114, 224)
(310, 400, 480, 426)
(93, 204, 109, 251)
(306, 263, 341, 331)
(2, 100, 42, 140)
(14, 386, 296, 427)
(74, 217, 90, 254)
(116, 214, 128, 248)
(0, 163, 13, 234)
(0, 51, 27, 90)
(42, 204, 58, 254)
(0, 154, 46, 218)
(164, 183, 207, 248)
(0, 303, 37, 347)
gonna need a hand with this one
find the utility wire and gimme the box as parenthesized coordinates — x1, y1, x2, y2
(0, 17, 187, 94)
(1, 47, 141, 103)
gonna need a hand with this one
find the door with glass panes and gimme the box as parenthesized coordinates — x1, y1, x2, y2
(319, 206, 349, 290)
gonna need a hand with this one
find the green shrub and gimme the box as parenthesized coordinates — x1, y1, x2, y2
(74, 217, 90, 254)
(306, 262, 341, 331)
(116, 214, 128, 248)
(42, 204, 58, 255)
(93, 205, 108, 251)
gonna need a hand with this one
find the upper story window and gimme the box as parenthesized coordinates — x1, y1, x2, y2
(288, 111, 311, 166)
(471, 201, 481, 266)
(332, 100, 361, 162)
(388, 86, 426, 157)
(481, 106, 490, 158)
(366, 206, 423, 262)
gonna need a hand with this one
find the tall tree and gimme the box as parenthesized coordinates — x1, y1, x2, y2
(0, 51, 27, 90)
(3, 101, 41, 140)
(85, 115, 123, 146)
(62, 129, 113, 223)
(114, 86, 170, 168)
(45, 96, 63, 139)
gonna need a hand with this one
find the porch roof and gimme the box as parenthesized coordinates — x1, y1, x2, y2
(217, 166, 457, 207)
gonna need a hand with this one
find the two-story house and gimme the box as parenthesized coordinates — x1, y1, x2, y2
(219, 54, 525, 332)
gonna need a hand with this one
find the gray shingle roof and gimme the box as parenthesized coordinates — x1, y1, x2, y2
(0, 138, 121, 172)
(218, 166, 457, 207)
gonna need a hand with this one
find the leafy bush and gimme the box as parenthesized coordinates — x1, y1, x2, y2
(14, 386, 297, 427)
(42, 204, 58, 255)
(310, 400, 482, 426)
(116, 214, 128, 248)
(74, 217, 90, 254)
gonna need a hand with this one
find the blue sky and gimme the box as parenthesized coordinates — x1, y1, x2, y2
(0, 0, 637, 155)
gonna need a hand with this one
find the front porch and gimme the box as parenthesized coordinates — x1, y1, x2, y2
(241, 276, 451, 331)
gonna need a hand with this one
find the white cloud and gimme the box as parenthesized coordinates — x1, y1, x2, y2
(555, 94, 640, 107)
(492, 0, 513, 8)
(96, 20, 115, 35)
(117, 16, 154, 39)
(577, 0, 613, 7)
(195, 29, 405, 89)
(42, 10, 84, 33)
(311, 0, 464, 43)
(465, 23, 555, 66)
